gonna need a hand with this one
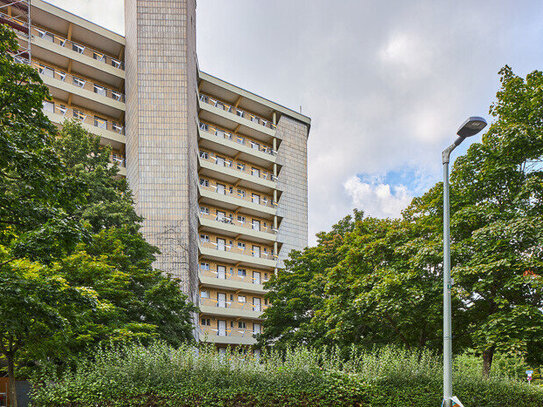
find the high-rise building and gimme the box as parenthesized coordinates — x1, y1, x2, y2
(1, 0, 310, 347)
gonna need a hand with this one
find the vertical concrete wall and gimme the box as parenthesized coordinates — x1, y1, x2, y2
(124, 0, 199, 301)
(275, 116, 309, 267)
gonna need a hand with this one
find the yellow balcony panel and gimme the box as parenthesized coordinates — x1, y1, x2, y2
(198, 100, 276, 144)
(40, 73, 125, 118)
(198, 126, 276, 168)
(199, 272, 266, 295)
(198, 328, 257, 346)
(198, 214, 276, 245)
(198, 186, 277, 219)
(198, 243, 276, 270)
(44, 110, 126, 147)
(199, 158, 277, 194)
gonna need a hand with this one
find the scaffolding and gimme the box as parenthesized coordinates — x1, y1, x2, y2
(0, 0, 31, 64)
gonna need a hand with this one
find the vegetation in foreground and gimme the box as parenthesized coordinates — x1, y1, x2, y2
(30, 342, 543, 407)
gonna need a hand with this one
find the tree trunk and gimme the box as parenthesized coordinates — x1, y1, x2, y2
(482, 346, 495, 379)
(7, 353, 18, 407)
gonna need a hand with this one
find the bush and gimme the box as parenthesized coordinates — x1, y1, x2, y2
(31, 343, 543, 406)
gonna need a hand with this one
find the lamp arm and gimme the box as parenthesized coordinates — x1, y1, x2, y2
(442, 136, 465, 164)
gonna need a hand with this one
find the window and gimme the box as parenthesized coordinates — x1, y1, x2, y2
(112, 59, 122, 69)
(201, 318, 211, 326)
(238, 268, 247, 278)
(251, 115, 259, 124)
(250, 141, 260, 151)
(253, 323, 261, 335)
(264, 298, 269, 306)
(238, 242, 246, 251)
(72, 43, 85, 54)
(39, 65, 54, 78)
(217, 265, 226, 279)
(42, 101, 54, 113)
(199, 206, 209, 215)
(237, 215, 245, 224)
(199, 178, 209, 187)
(237, 162, 245, 171)
(200, 234, 210, 242)
(236, 109, 244, 118)
(94, 116, 107, 129)
(261, 120, 268, 127)
(200, 290, 210, 299)
(253, 271, 261, 284)
(199, 94, 208, 103)
(238, 295, 246, 303)
(216, 156, 225, 166)
(216, 183, 225, 195)
(73, 109, 85, 121)
(252, 194, 260, 204)
(94, 84, 106, 96)
(238, 189, 246, 198)
(200, 262, 210, 271)
(237, 136, 245, 144)
(73, 76, 86, 88)
(217, 238, 226, 251)
(217, 320, 226, 336)
(199, 122, 208, 131)
(93, 52, 105, 61)
(253, 297, 261, 312)
(252, 246, 261, 258)
(238, 321, 247, 329)
(112, 91, 122, 101)
(251, 167, 260, 178)
(215, 129, 225, 138)
(252, 220, 261, 231)
(200, 151, 209, 159)
(216, 211, 226, 221)
(215, 101, 225, 110)
(112, 122, 123, 134)
(217, 293, 226, 308)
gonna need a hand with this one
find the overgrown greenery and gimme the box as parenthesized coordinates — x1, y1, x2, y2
(0, 25, 196, 406)
(30, 342, 543, 407)
(260, 65, 543, 379)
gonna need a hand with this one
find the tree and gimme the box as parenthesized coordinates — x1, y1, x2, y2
(450, 66, 543, 377)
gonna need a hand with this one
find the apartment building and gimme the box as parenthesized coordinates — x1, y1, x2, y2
(1, 0, 310, 348)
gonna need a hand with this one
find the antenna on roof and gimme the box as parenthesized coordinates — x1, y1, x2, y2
(299, 105, 302, 113)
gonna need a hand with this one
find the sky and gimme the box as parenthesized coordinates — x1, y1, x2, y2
(48, 0, 543, 244)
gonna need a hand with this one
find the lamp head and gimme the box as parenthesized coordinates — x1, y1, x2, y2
(457, 116, 487, 138)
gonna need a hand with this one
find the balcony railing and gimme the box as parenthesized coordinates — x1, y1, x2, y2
(111, 153, 126, 168)
(199, 211, 276, 235)
(34, 61, 125, 102)
(199, 151, 277, 182)
(31, 26, 124, 70)
(199, 183, 277, 209)
(199, 266, 269, 286)
(43, 101, 125, 135)
(198, 325, 259, 339)
(199, 240, 277, 261)
(199, 94, 276, 131)
(199, 122, 276, 156)
(199, 297, 265, 312)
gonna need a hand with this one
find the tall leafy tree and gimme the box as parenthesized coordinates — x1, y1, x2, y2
(451, 66, 543, 376)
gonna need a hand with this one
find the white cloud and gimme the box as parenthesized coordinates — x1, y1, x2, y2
(344, 176, 412, 219)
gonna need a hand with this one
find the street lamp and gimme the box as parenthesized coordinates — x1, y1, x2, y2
(442, 116, 487, 407)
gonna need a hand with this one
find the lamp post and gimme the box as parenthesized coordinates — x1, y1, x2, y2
(442, 116, 487, 407)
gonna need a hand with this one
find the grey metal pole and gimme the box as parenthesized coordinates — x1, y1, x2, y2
(442, 138, 462, 407)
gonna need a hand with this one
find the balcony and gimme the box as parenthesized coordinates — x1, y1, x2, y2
(198, 183, 277, 219)
(199, 152, 277, 193)
(198, 122, 277, 166)
(199, 94, 276, 142)
(31, 26, 123, 69)
(35, 61, 125, 102)
(42, 101, 125, 146)
(34, 62, 125, 117)
(198, 239, 277, 269)
(197, 326, 257, 345)
(198, 211, 276, 244)
(199, 297, 266, 320)
(199, 266, 267, 294)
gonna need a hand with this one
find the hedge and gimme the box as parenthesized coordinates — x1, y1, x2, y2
(30, 343, 543, 406)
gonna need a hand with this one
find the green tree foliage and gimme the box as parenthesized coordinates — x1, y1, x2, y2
(0, 25, 196, 405)
(261, 66, 543, 377)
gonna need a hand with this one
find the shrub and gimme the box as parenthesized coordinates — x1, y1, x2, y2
(31, 342, 543, 406)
